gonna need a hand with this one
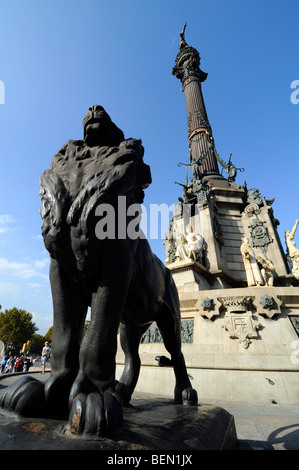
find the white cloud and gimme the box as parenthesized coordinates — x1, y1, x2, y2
(0, 214, 16, 234)
(31, 234, 43, 241)
(31, 311, 53, 335)
(28, 283, 41, 289)
(0, 257, 49, 281)
(34, 259, 49, 270)
(0, 281, 19, 296)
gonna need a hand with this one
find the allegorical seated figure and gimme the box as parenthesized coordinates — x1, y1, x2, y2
(175, 224, 204, 263)
(0, 105, 197, 437)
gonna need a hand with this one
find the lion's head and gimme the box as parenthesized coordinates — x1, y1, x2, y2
(83, 105, 124, 147)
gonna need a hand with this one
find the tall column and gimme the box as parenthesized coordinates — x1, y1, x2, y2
(172, 25, 221, 179)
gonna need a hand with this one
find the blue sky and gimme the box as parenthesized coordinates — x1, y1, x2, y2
(0, 0, 298, 335)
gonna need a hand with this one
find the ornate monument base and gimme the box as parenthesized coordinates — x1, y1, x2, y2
(118, 181, 299, 406)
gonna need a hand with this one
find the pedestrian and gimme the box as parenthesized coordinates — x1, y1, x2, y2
(15, 356, 24, 372)
(9, 356, 16, 373)
(23, 354, 32, 371)
(4, 356, 12, 373)
(1, 356, 7, 373)
(41, 341, 51, 374)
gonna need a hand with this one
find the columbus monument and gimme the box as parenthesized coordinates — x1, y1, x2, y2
(117, 25, 299, 406)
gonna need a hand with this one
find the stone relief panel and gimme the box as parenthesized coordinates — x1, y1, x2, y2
(141, 320, 194, 344)
(289, 315, 299, 337)
(140, 323, 163, 344)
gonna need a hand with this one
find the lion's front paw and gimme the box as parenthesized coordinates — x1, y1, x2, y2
(0, 376, 46, 416)
(68, 391, 123, 437)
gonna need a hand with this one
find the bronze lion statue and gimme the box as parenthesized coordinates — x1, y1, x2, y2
(0, 105, 197, 437)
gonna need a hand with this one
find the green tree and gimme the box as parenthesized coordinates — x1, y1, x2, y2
(44, 326, 53, 343)
(0, 307, 38, 352)
(42, 323, 88, 344)
(29, 334, 46, 355)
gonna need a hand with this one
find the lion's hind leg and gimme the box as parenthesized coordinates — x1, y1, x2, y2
(116, 322, 149, 405)
(156, 303, 198, 406)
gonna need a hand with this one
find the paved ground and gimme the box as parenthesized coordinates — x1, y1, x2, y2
(200, 399, 299, 450)
(1, 371, 299, 450)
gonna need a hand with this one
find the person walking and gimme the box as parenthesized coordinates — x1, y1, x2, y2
(41, 341, 51, 374)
